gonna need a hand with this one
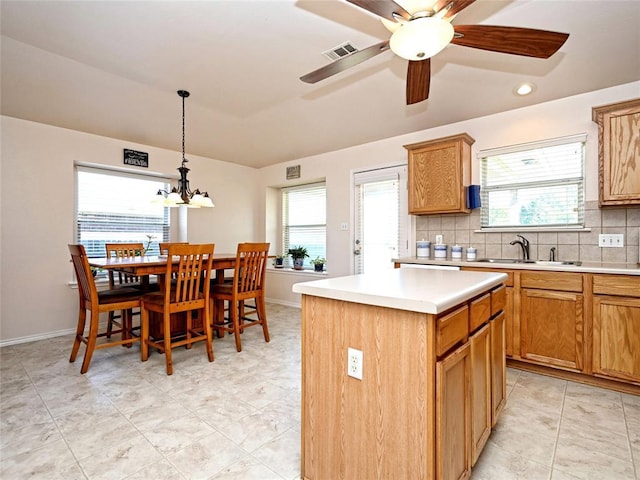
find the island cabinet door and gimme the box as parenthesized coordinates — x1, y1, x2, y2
(490, 312, 506, 424)
(436, 342, 471, 480)
(469, 324, 491, 466)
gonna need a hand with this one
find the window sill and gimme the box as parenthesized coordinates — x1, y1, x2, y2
(267, 266, 327, 277)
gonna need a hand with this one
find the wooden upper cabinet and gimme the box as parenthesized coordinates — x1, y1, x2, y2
(592, 98, 640, 206)
(405, 133, 475, 214)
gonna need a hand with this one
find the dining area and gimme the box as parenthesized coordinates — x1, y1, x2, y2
(70, 241, 271, 375)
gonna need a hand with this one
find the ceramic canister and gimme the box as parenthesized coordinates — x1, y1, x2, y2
(451, 245, 463, 259)
(434, 244, 447, 258)
(416, 241, 431, 258)
(466, 247, 477, 260)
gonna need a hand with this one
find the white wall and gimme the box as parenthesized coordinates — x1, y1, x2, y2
(258, 81, 640, 306)
(2, 81, 638, 341)
(0, 116, 258, 343)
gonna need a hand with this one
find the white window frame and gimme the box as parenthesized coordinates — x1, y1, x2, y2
(479, 134, 586, 231)
(75, 164, 172, 257)
(282, 182, 326, 270)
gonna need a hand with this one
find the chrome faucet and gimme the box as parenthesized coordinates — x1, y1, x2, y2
(549, 247, 556, 261)
(509, 234, 530, 261)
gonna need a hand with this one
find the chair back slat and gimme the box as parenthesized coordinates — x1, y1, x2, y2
(235, 243, 269, 295)
(166, 243, 214, 305)
(105, 243, 144, 287)
(68, 244, 98, 305)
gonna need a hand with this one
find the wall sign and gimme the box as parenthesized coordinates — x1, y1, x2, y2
(123, 149, 149, 168)
(286, 165, 301, 180)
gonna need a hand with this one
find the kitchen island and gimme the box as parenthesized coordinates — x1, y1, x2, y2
(293, 268, 508, 480)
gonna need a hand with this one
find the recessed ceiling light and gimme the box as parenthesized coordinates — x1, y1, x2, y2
(514, 82, 536, 96)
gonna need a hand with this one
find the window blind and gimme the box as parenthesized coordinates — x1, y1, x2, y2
(282, 183, 326, 268)
(480, 135, 586, 229)
(76, 165, 171, 257)
(354, 166, 407, 274)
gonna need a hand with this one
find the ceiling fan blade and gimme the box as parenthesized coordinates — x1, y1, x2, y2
(406, 59, 431, 105)
(433, 0, 476, 19)
(346, 0, 411, 22)
(300, 41, 390, 84)
(452, 25, 569, 58)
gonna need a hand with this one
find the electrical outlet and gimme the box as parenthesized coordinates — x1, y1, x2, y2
(347, 347, 363, 380)
(599, 233, 624, 248)
(340, 222, 348, 231)
(435, 234, 443, 244)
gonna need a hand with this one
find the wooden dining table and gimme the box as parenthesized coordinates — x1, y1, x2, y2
(88, 253, 236, 285)
(89, 253, 236, 336)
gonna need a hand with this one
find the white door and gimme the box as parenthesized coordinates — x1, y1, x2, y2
(353, 165, 409, 274)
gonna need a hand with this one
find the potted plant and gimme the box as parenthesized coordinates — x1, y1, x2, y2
(273, 254, 285, 268)
(288, 246, 309, 270)
(90, 266, 103, 278)
(310, 256, 326, 272)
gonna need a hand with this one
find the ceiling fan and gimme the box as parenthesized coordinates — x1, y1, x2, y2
(300, 0, 569, 105)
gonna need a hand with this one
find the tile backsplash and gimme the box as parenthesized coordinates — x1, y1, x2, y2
(415, 201, 640, 264)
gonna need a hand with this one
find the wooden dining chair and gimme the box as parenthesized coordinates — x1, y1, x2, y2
(210, 242, 270, 352)
(104, 242, 158, 338)
(68, 244, 143, 374)
(105, 243, 145, 288)
(140, 243, 215, 375)
(159, 242, 188, 255)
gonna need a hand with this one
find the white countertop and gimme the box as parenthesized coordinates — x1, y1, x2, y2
(393, 257, 640, 275)
(292, 268, 507, 314)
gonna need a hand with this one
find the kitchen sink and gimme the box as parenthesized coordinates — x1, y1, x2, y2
(475, 258, 533, 264)
(534, 260, 582, 266)
(475, 258, 581, 266)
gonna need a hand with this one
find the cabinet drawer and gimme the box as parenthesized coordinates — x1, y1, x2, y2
(470, 294, 491, 332)
(521, 271, 583, 292)
(593, 275, 640, 297)
(437, 305, 469, 357)
(491, 285, 506, 317)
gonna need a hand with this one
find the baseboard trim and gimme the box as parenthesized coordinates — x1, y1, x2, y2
(0, 301, 300, 348)
(507, 359, 640, 395)
(0, 328, 77, 348)
(264, 297, 301, 309)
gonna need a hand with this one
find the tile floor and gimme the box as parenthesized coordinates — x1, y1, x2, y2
(0, 303, 638, 480)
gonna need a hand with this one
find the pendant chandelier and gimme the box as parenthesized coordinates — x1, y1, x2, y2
(153, 90, 214, 208)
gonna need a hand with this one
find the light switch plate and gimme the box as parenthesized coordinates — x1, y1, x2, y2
(598, 233, 624, 248)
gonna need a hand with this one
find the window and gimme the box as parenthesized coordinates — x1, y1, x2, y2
(76, 165, 171, 257)
(480, 135, 585, 229)
(282, 183, 326, 268)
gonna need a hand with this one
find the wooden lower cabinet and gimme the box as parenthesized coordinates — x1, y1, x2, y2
(437, 342, 471, 480)
(450, 263, 638, 391)
(520, 288, 584, 371)
(470, 304, 506, 466)
(462, 267, 515, 359)
(593, 295, 640, 384)
(504, 287, 515, 358)
(490, 312, 506, 423)
(469, 324, 491, 466)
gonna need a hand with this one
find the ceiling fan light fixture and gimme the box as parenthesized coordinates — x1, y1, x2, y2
(389, 16, 454, 61)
